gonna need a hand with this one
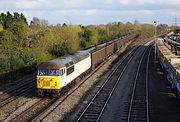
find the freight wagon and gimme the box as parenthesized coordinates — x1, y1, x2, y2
(36, 34, 139, 97)
(156, 38, 180, 98)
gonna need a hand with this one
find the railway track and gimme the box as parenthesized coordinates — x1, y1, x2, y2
(11, 98, 57, 122)
(0, 43, 136, 122)
(0, 82, 36, 108)
(124, 45, 152, 122)
(24, 45, 140, 122)
(75, 45, 145, 122)
(0, 77, 35, 102)
(0, 74, 35, 94)
(1, 42, 140, 121)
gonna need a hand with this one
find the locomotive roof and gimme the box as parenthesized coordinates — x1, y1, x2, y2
(38, 51, 89, 69)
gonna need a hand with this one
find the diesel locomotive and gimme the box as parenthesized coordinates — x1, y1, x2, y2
(37, 34, 139, 97)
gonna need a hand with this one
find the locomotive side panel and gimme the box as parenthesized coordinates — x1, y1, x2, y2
(61, 56, 91, 88)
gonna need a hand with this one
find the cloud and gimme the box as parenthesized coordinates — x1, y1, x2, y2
(14, 1, 38, 9)
(0, 0, 180, 11)
(85, 9, 97, 16)
(105, 0, 113, 4)
(0, 0, 180, 25)
(141, 10, 154, 17)
(117, 0, 154, 6)
(64, 0, 81, 7)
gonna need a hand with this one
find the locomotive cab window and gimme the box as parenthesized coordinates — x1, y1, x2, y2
(67, 65, 74, 75)
(60, 68, 66, 76)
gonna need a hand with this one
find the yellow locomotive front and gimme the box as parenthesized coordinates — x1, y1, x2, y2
(37, 69, 61, 96)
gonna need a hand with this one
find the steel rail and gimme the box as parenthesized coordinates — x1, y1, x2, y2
(76, 45, 141, 122)
(32, 46, 140, 122)
(127, 45, 152, 122)
(11, 98, 57, 122)
(146, 46, 152, 122)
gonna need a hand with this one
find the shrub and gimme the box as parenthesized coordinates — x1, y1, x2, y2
(22, 51, 37, 66)
(0, 55, 10, 73)
(51, 41, 71, 57)
(10, 55, 25, 71)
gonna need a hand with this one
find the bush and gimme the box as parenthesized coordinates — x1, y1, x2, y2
(84, 26, 98, 46)
(0, 55, 10, 73)
(33, 49, 53, 65)
(0, 24, 3, 32)
(10, 55, 25, 71)
(0, 30, 14, 49)
(8, 21, 29, 47)
(80, 40, 87, 49)
(22, 51, 37, 66)
(51, 41, 71, 57)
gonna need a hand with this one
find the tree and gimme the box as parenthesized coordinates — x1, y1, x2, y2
(0, 30, 14, 49)
(157, 24, 168, 34)
(84, 26, 98, 46)
(51, 41, 71, 57)
(134, 20, 140, 25)
(0, 55, 10, 73)
(0, 13, 6, 27)
(0, 24, 3, 32)
(22, 51, 37, 66)
(0, 12, 28, 29)
(62, 23, 67, 27)
(10, 55, 25, 70)
(126, 22, 132, 25)
(40, 19, 48, 26)
(4, 11, 13, 29)
(30, 17, 40, 27)
(8, 21, 29, 47)
(20, 13, 28, 25)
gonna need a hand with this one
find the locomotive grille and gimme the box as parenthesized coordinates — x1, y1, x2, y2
(42, 80, 50, 87)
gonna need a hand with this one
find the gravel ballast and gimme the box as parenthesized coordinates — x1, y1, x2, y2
(42, 42, 133, 122)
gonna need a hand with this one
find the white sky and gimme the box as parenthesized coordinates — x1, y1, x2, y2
(0, 0, 180, 25)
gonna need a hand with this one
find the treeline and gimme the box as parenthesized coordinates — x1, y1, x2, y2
(0, 12, 168, 78)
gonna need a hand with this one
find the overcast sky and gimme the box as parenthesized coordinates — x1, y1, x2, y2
(0, 0, 180, 25)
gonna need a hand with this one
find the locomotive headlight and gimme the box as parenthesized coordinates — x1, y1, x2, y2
(55, 82, 57, 86)
(37, 78, 40, 83)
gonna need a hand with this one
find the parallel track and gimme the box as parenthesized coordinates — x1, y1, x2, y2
(0, 77, 35, 102)
(0, 74, 35, 95)
(30, 45, 139, 122)
(11, 98, 57, 122)
(126, 46, 152, 122)
(0, 83, 36, 108)
(2, 42, 139, 122)
(76, 45, 143, 122)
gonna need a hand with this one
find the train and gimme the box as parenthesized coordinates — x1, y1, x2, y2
(156, 38, 180, 98)
(36, 34, 139, 97)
